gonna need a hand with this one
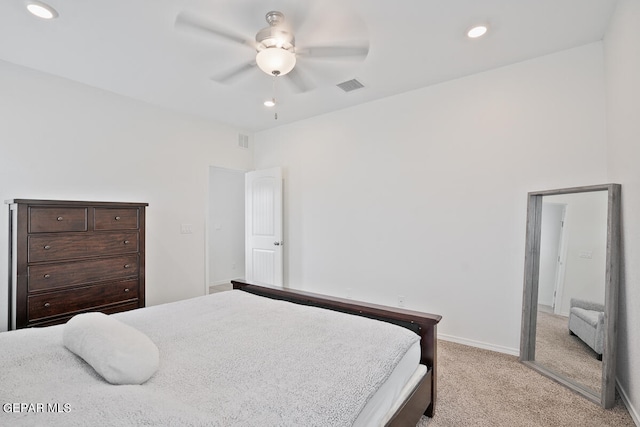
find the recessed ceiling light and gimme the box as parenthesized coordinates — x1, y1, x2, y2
(26, 1, 59, 20)
(467, 25, 488, 39)
(264, 99, 276, 107)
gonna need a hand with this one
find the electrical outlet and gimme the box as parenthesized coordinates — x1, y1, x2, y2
(180, 224, 193, 234)
(346, 288, 352, 299)
(398, 295, 405, 308)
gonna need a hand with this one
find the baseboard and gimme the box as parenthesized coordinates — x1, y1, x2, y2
(617, 379, 640, 426)
(209, 280, 230, 287)
(438, 333, 520, 357)
(209, 278, 242, 287)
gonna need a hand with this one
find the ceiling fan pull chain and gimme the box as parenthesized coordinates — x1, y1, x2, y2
(272, 74, 277, 101)
(272, 75, 278, 120)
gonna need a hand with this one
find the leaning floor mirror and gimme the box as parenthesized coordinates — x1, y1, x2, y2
(520, 184, 621, 408)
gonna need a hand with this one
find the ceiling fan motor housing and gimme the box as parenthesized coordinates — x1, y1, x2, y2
(255, 11, 295, 52)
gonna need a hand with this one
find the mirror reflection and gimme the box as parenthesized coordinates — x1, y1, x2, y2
(534, 191, 608, 395)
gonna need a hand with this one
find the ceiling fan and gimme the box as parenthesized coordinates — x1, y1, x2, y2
(175, 9, 369, 93)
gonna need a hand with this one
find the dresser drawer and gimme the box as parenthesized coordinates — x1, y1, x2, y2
(28, 301, 141, 328)
(28, 255, 139, 292)
(28, 232, 139, 262)
(28, 279, 139, 321)
(29, 207, 88, 233)
(94, 208, 139, 230)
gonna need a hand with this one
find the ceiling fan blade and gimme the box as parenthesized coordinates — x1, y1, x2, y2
(285, 6, 311, 34)
(210, 61, 256, 84)
(297, 44, 369, 59)
(284, 67, 314, 93)
(175, 11, 255, 49)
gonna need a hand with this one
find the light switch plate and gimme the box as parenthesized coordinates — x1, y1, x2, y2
(579, 250, 593, 259)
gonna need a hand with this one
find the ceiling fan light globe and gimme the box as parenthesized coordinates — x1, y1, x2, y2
(256, 48, 296, 76)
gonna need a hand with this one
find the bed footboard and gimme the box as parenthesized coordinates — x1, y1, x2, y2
(231, 280, 442, 421)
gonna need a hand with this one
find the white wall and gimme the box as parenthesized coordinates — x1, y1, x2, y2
(254, 43, 608, 354)
(208, 166, 245, 286)
(604, 0, 640, 422)
(0, 60, 253, 331)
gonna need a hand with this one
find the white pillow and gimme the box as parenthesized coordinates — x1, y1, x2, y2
(63, 312, 159, 385)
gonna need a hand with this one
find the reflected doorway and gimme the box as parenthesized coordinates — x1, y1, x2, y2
(538, 202, 566, 314)
(207, 166, 245, 293)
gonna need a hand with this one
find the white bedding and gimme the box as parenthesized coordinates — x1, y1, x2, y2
(0, 290, 420, 426)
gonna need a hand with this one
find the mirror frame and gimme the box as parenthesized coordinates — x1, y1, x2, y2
(520, 183, 621, 408)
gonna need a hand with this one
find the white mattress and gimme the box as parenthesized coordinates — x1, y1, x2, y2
(354, 340, 423, 426)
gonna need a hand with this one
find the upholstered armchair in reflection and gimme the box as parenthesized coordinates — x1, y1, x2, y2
(568, 298, 605, 360)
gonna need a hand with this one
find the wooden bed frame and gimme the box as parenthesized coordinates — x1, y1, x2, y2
(231, 280, 442, 425)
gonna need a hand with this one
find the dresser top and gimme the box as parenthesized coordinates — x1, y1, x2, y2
(5, 199, 148, 207)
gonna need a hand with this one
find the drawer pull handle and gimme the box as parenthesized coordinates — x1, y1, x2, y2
(123, 240, 130, 244)
(43, 245, 51, 250)
(115, 216, 121, 221)
(44, 303, 51, 308)
(44, 274, 51, 279)
(124, 288, 130, 292)
(56, 216, 63, 221)
(124, 264, 131, 269)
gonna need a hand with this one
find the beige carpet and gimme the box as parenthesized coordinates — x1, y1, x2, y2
(416, 340, 634, 427)
(209, 283, 233, 294)
(535, 310, 601, 393)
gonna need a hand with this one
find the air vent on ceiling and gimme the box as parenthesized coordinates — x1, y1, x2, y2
(238, 134, 249, 149)
(337, 79, 365, 93)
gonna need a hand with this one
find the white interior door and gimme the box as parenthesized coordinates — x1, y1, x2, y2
(552, 205, 569, 315)
(245, 167, 283, 286)
(539, 202, 565, 309)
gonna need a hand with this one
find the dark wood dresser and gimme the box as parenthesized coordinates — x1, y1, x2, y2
(7, 199, 147, 329)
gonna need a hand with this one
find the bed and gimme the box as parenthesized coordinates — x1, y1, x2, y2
(0, 280, 441, 426)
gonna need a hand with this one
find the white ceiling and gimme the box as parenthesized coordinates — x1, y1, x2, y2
(0, 0, 617, 131)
